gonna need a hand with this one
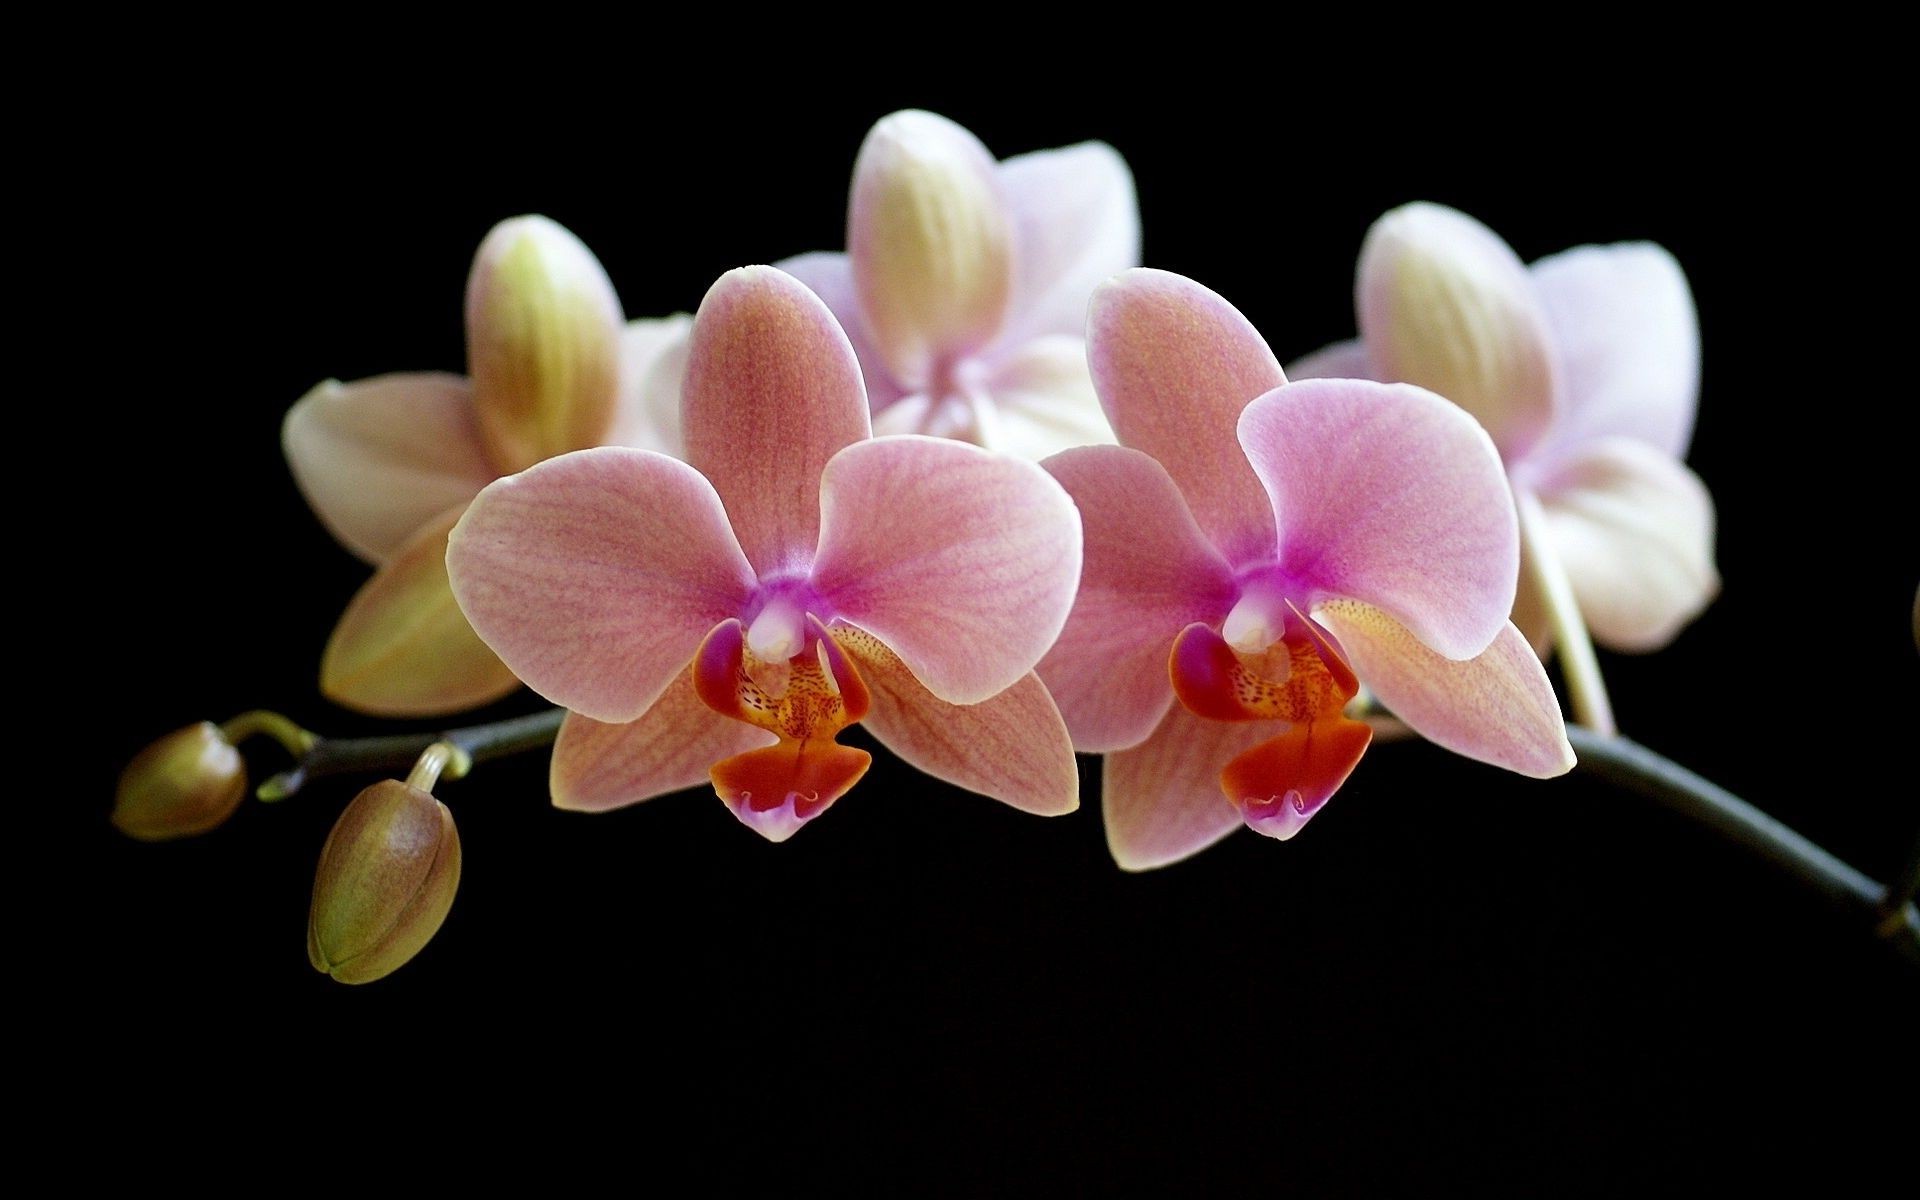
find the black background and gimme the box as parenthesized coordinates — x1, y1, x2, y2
(77, 75, 1917, 1190)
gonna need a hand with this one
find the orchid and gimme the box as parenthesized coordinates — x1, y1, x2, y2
(1291, 203, 1718, 729)
(444, 265, 1082, 841)
(1038, 269, 1574, 870)
(772, 109, 1138, 458)
(282, 215, 691, 716)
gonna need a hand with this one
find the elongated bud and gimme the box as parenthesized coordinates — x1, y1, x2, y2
(113, 723, 248, 841)
(307, 779, 461, 984)
(850, 110, 1013, 385)
(466, 215, 623, 473)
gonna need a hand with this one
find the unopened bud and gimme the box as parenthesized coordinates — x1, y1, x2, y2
(113, 723, 247, 841)
(307, 780, 461, 984)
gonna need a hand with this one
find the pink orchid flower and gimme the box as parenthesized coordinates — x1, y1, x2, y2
(1291, 203, 1718, 675)
(283, 215, 690, 717)
(775, 109, 1138, 458)
(445, 266, 1083, 842)
(1038, 269, 1574, 871)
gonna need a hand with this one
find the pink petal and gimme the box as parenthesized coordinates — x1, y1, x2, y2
(775, 250, 907, 411)
(1285, 338, 1377, 382)
(549, 670, 776, 812)
(446, 447, 757, 723)
(1102, 705, 1275, 871)
(837, 628, 1078, 816)
(282, 373, 495, 565)
(1038, 445, 1236, 752)
(977, 334, 1115, 460)
(1239, 379, 1518, 661)
(1535, 438, 1719, 652)
(604, 314, 692, 457)
(680, 266, 871, 577)
(1087, 269, 1283, 565)
(995, 139, 1140, 343)
(1530, 242, 1700, 461)
(811, 436, 1081, 706)
(1316, 601, 1574, 778)
(849, 110, 1014, 385)
(1358, 203, 1558, 459)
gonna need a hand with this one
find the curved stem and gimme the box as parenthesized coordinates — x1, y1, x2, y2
(1566, 726, 1919, 966)
(1516, 489, 1616, 736)
(257, 708, 565, 802)
(219, 709, 316, 756)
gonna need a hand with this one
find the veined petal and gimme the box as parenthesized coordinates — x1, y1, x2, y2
(849, 110, 1014, 384)
(1103, 705, 1274, 871)
(681, 266, 871, 577)
(1316, 601, 1574, 778)
(283, 373, 494, 565)
(1285, 338, 1376, 382)
(811, 436, 1081, 706)
(1039, 445, 1236, 752)
(550, 672, 776, 812)
(1087, 269, 1282, 564)
(996, 140, 1140, 343)
(1240, 379, 1518, 660)
(321, 506, 521, 717)
(775, 250, 907, 411)
(604, 314, 692, 457)
(1530, 242, 1700, 461)
(465, 215, 624, 472)
(1536, 437, 1719, 652)
(1358, 203, 1558, 459)
(446, 447, 757, 723)
(978, 334, 1116, 460)
(837, 628, 1078, 816)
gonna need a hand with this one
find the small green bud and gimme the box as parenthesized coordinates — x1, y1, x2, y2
(307, 780, 461, 984)
(113, 723, 248, 841)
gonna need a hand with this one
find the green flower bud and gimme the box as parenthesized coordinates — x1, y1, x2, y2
(113, 722, 248, 841)
(307, 780, 461, 984)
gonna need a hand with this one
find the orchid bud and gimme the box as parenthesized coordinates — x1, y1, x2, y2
(307, 779, 461, 984)
(465, 215, 624, 473)
(113, 723, 247, 841)
(850, 110, 1014, 385)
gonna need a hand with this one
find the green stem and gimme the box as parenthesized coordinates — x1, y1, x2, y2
(257, 709, 564, 802)
(219, 709, 316, 756)
(1516, 489, 1616, 737)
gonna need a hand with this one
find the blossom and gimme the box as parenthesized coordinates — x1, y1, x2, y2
(775, 109, 1138, 458)
(1038, 269, 1573, 870)
(282, 215, 690, 716)
(1292, 202, 1717, 655)
(445, 266, 1082, 842)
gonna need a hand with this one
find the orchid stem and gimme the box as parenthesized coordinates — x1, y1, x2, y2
(219, 709, 316, 757)
(1565, 727, 1920, 966)
(256, 708, 564, 802)
(1516, 490, 1617, 737)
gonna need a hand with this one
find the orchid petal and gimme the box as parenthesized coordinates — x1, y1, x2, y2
(446, 448, 757, 723)
(1285, 338, 1377, 382)
(1316, 601, 1574, 778)
(996, 140, 1140, 342)
(1038, 445, 1236, 752)
(978, 334, 1115, 460)
(849, 110, 1014, 385)
(465, 215, 624, 472)
(1087, 269, 1282, 564)
(837, 628, 1078, 816)
(319, 505, 521, 717)
(775, 250, 908, 412)
(1103, 705, 1276, 871)
(1358, 203, 1558, 458)
(811, 436, 1081, 706)
(1240, 379, 1518, 660)
(283, 373, 494, 565)
(1535, 438, 1719, 652)
(550, 671, 776, 812)
(680, 265, 871, 577)
(604, 314, 692, 457)
(1531, 242, 1700, 460)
